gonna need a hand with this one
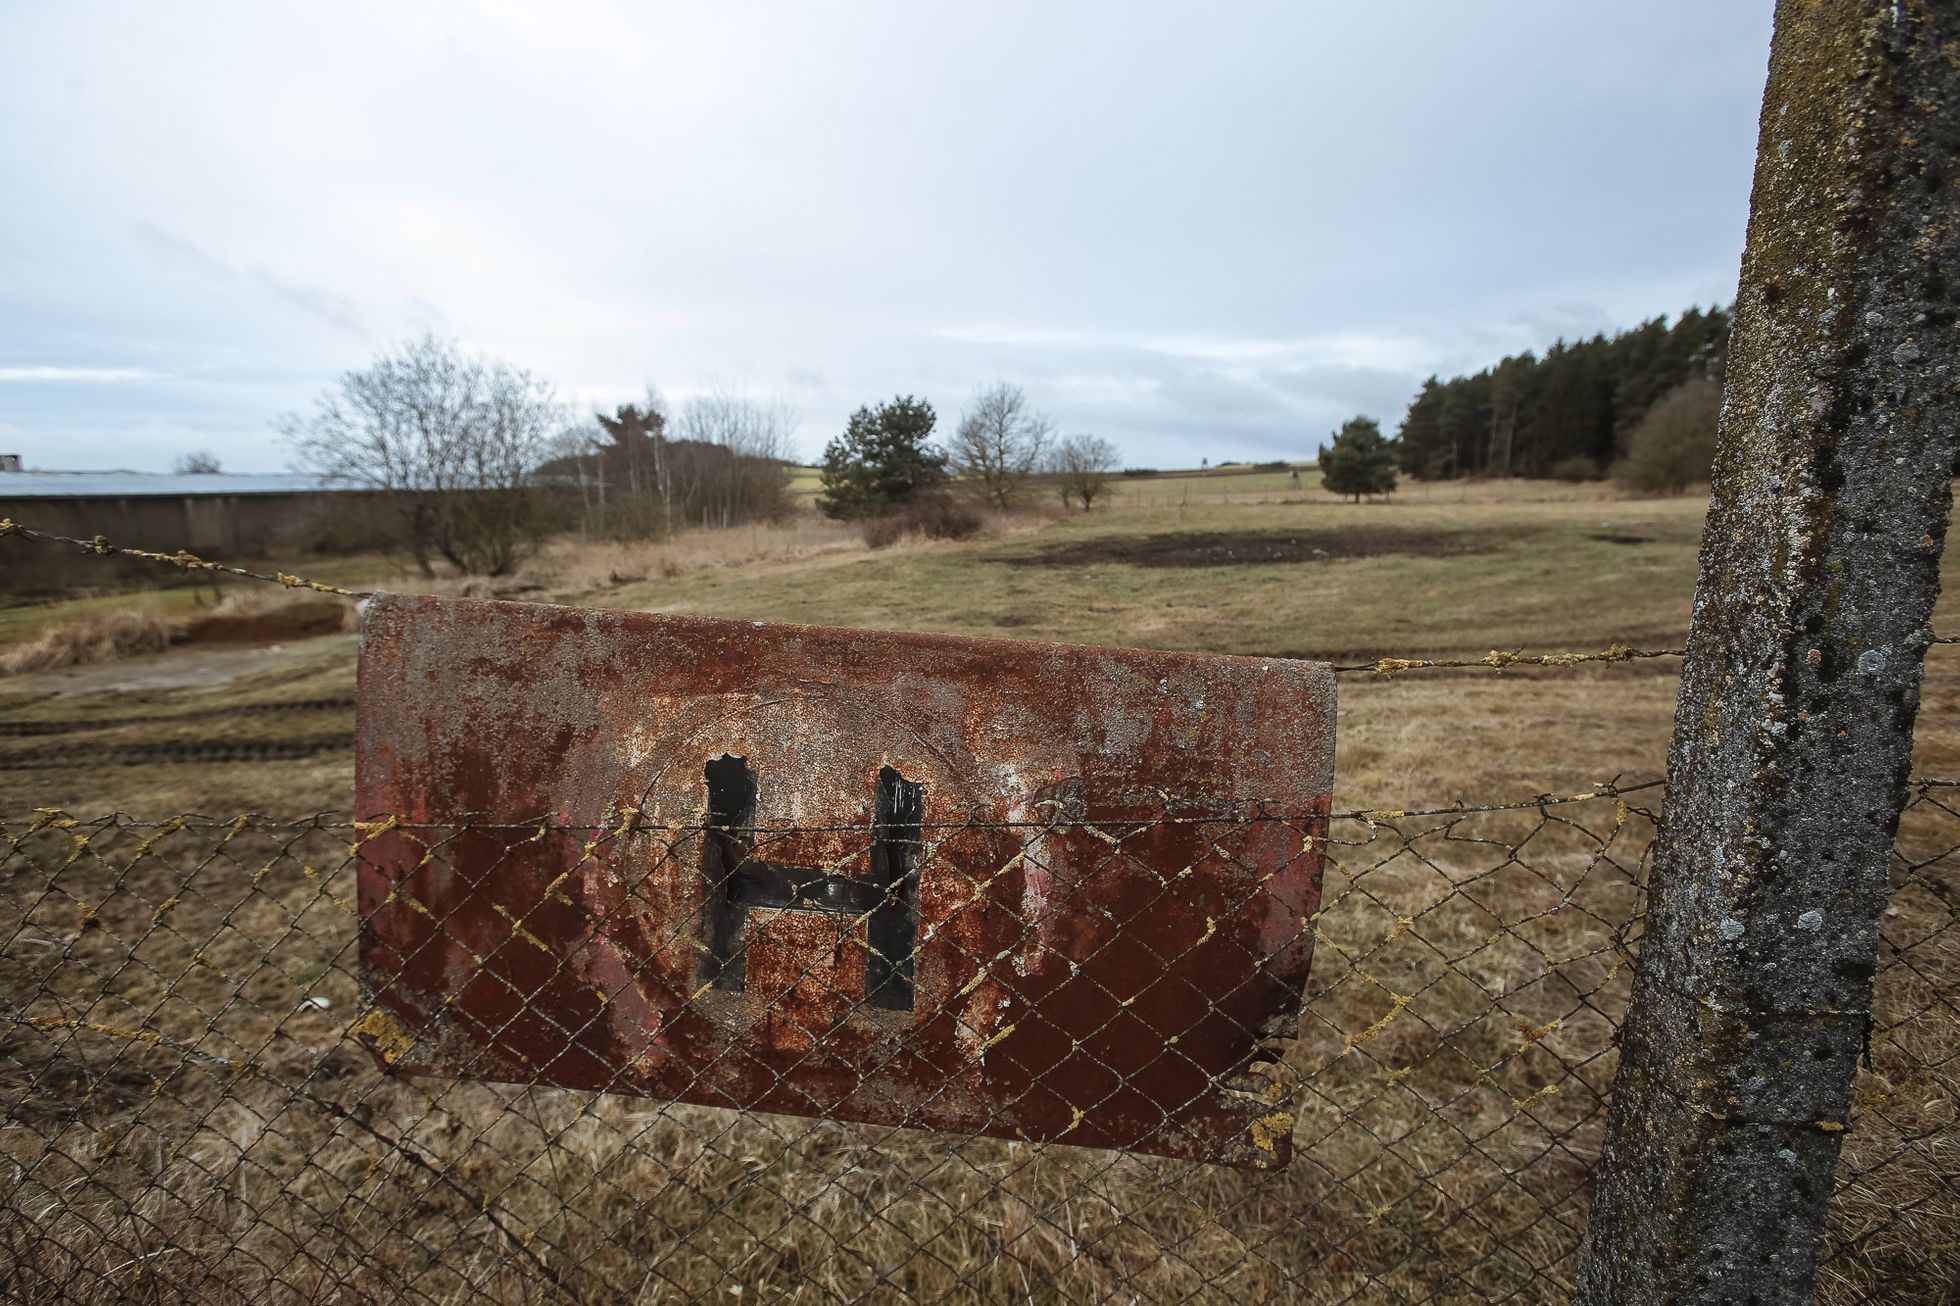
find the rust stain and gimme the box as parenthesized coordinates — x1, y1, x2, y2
(354, 593, 1335, 1168)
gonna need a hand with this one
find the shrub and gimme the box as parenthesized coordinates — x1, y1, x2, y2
(1612, 376, 1722, 494)
(1547, 455, 1603, 483)
(861, 515, 906, 550)
(860, 494, 985, 549)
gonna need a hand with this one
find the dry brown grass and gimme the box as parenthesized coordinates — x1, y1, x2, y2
(479, 518, 867, 602)
(0, 802, 1661, 1304)
(0, 479, 1951, 1302)
(0, 608, 183, 677)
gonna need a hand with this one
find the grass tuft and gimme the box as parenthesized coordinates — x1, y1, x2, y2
(0, 609, 183, 677)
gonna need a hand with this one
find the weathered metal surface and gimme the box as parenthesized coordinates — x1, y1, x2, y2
(354, 593, 1334, 1168)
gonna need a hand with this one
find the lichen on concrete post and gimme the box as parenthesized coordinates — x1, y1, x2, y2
(1573, 3, 1960, 1302)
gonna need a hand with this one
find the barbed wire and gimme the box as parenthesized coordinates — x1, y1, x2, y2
(0, 518, 372, 599)
(1329, 646, 1683, 676)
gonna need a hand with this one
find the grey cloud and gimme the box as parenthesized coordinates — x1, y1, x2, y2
(1, 3, 1772, 472)
(251, 270, 365, 338)
(133, 221, 231, 277)
(135, 223, 365, 338)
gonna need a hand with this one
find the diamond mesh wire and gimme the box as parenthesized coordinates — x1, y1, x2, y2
(1, 782, 1943, 1305)
(0, 524, 1949, 1303)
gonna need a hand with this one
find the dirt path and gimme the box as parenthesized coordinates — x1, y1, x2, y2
(0, 634, 358, 703)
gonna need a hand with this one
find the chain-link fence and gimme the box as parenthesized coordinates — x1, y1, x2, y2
(1, 781, 1950, 1304)
(0, 523, 1953, 1302)
(1823, 779, 1960, 1304)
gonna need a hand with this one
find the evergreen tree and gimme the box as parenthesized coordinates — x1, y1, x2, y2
(1393, 305, 1733, 481)
(1610, 315, 1673, 440)
(1397, 378, 1447, 477)
(1489, 352, 1540, 476)
(1318, 416, 1399, 502)
(816, 396, 948, 519)
(1435, 372, 1493, 478)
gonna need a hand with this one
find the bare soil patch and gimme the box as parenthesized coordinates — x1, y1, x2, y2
(1005, 525, 1511, 569)
(185, 596, 353, 644)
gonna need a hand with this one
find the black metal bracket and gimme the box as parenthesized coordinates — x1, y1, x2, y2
(699, 755, 923, 1011)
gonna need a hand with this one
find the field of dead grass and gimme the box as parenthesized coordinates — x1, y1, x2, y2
(0, 477, 1952, 1302)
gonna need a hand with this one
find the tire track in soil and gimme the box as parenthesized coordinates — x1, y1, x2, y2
(0, 736, 353, 769)
(0, 698, 356, 738)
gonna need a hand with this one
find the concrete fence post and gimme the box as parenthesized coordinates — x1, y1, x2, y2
(1572, 2, 1960, 1301)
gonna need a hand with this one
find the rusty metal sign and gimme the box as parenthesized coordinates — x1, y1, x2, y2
(354, 593, 1334, 1168)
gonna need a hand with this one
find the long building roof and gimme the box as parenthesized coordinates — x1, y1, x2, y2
(0, 470, 346, 498)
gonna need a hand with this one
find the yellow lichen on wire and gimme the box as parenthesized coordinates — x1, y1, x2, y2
(1341, 987, 1413, 1054)
(1350, 642, 1683, 678)
(0, 518, 369, 600)
(23, 1013, 168, 1051)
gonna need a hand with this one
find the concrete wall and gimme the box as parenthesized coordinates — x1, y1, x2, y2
(0, 492, 349, 594)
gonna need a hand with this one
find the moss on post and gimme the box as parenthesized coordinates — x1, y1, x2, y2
(1574, 3, 1960, 1301)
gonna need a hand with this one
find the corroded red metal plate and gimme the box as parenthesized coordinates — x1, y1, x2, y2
(354, 593, 1333, 1168)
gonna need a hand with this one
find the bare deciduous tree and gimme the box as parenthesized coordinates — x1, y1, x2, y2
(280, 334, 565, 576)
(950, 382, 1052, 509)
(173, 449, 222, 475)
(543, 386, 794, 538)
(1048, 433, 1120, 510)
(544, 419, 608, 540)
(669, 387, 797, 527)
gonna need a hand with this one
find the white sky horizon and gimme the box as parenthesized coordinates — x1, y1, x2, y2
(0, 2, 1774, 473)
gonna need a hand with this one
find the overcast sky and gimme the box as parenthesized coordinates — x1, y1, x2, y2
(1, 2, 1774, 472)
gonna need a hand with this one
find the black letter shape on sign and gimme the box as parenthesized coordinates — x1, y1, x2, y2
(865, 765, 925, 1012)
(700, 753, 759, 993)
(697, 755, 924, 1011)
